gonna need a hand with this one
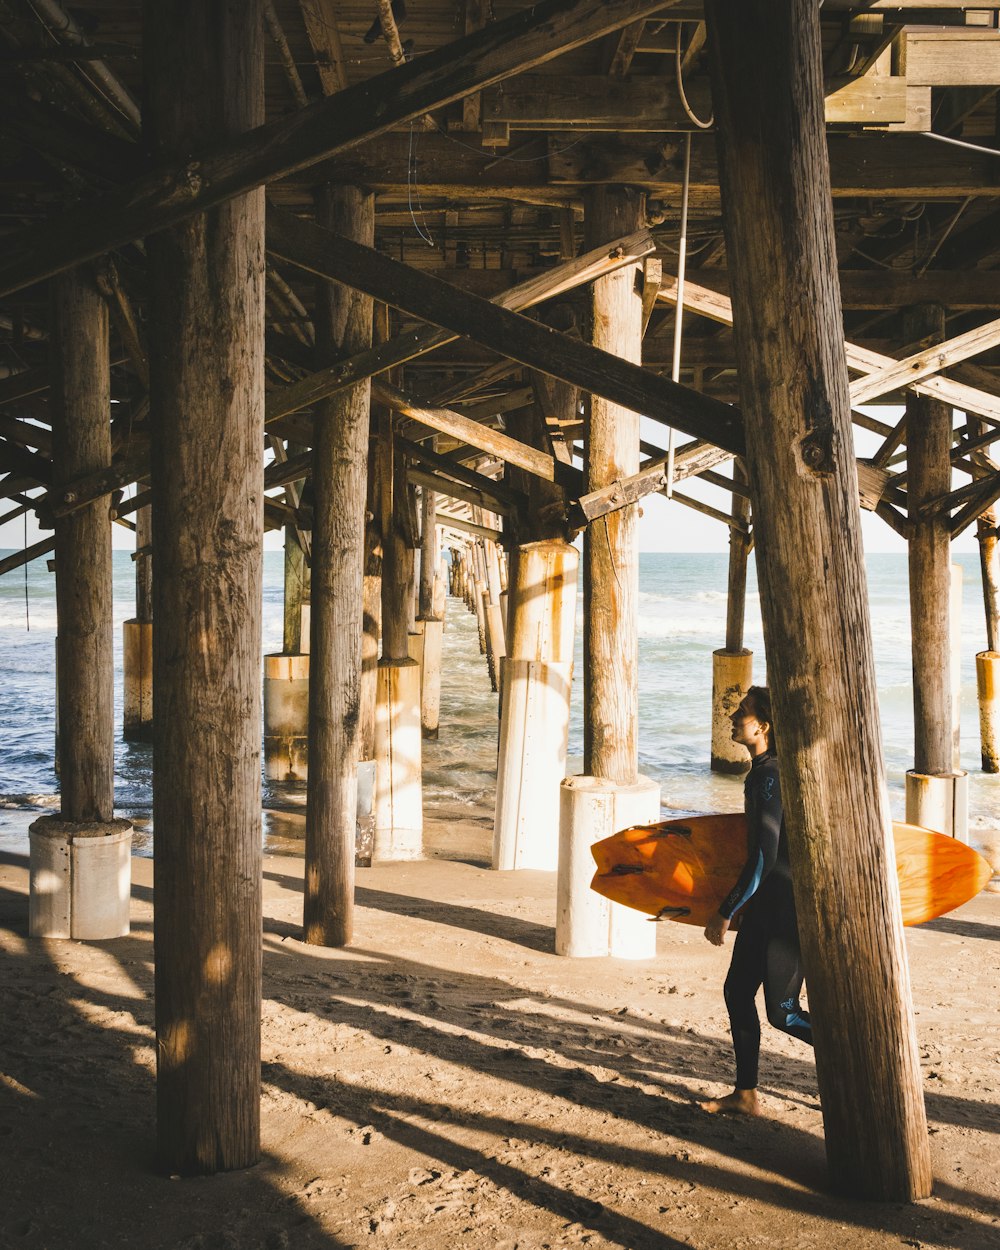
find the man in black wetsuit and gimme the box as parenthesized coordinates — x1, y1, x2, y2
(701, 686, 813, 1116)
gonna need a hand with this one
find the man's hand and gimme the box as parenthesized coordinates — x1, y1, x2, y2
(704, 913, 730, 946)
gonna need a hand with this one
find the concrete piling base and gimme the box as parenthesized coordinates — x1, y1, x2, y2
(494, 658, 573, 871)
(976, 650, 1000, 773)
(123, 619, 153, 742)
(29, 816, 133, 939)
(374, 658, 423, 861)
(556, 774, 660, 959)
(263, 653, 310, 781)
(905, 769, 970, 842)
(711, 648, 753, 773)
(420, 617, 443, 739)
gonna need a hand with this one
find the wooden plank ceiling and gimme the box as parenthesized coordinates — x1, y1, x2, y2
(1, 1, 999, 539)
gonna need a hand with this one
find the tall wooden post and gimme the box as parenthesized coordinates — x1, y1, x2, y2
(583, 187, 643, 786)
(282, 444, 310, 655)
(906, 305, 953, 777)
(705, 0, 931, 1200)
(124, 503, 154, 742)
(51, 266, 114, 820)
(972, 418, 1000, 771)
(146, 0, 264, 1175)
(303, 185, 374, 947)
(419, 485, 436, 620)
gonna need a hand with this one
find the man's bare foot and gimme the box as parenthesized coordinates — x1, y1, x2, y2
(699, 1088, 760, 1116)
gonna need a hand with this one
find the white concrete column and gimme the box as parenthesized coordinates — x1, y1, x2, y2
(373, 659, 423, 860)
(494, 540, 577, 871)
(421, 616, 444, 739)
(556, 773, 659, 958)
(905, 769, 969, 843)
(29, 816, 132, 939)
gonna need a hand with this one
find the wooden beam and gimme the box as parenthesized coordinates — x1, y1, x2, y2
(658, 274, 1000, 422)
(905, 29, 1000, 86)
(435, 511, 502, 542)
(264, 225, 656, 425)
(266, 207, 745, 455)
(371, 378, 555, 481)
(547, 131, 1000, 198)
(398, 434, 522, 514)
(0, 0, 677, 297)
(849, 313, 1000, 406)
(481, 72, 909, 131)
(656, 266, 1000, 312)
(952, 471, 1000, 538)
(299, 0, 348, 94)
(408, 465, 513, 515)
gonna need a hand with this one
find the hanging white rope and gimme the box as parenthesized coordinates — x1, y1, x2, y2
(665, 131, 692, 500)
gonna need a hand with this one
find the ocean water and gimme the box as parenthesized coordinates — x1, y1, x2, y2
(2, 549, 999, 856)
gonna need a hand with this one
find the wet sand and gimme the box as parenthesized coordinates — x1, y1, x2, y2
(1, 810, 999, 1250)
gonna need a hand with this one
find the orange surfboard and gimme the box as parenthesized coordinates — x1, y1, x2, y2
(590, 813, 993, 928)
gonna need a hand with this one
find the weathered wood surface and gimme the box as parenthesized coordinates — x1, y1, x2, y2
(371, 378, 555, 483)
(907, 302, 957, 773)
(725, 462, 752, 653)
(659, 273, 1000, 423)
(264, 227, 656, 425)
(548, 130, 1000, 198)
(705, 0, 931, 1201)
(398, 436, 522, 515)
(0, 0, 675, 298)
(266, 207, 744, 456)
(304, 186, 374, 949)
(583, 187, 643, 786)
(50, 267, 114, 823)
(147, 0, 264, 1176)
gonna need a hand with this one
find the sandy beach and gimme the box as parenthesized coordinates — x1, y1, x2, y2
(1, 806, 999, 1250)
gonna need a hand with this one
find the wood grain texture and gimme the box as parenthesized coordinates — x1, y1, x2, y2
(0, 0, 674, 298)
(50, 267, 114, 823)
(583, 187, 643, 786)
(146, 0, 264, 1176)
(907, 304, 954, 778)
(705, 0, 932, 1201)
(304, 185, 374, 949)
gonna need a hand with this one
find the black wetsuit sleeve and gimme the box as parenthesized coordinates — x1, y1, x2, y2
(718, 763, 783, 920)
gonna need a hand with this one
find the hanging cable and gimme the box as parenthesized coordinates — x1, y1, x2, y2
(920, 131, 1000, 158)
(407, 123, 435, 247)
(665, 132, 692, 501)
(675, 23, 714, 131)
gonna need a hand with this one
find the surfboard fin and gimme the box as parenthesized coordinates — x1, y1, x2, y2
(650, 905, 691, 921)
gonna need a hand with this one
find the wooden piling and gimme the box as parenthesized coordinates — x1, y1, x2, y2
(303, 184, 374, 948)
(50, 265, 114, 820)
(124, 504, 153, 742)
(146, 0, 264, 1175)
(583, 186, 643, 786)
(906, 304, 953, 778)
(971, 418, 1000, 771)
(705, 0, 932, 1200)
